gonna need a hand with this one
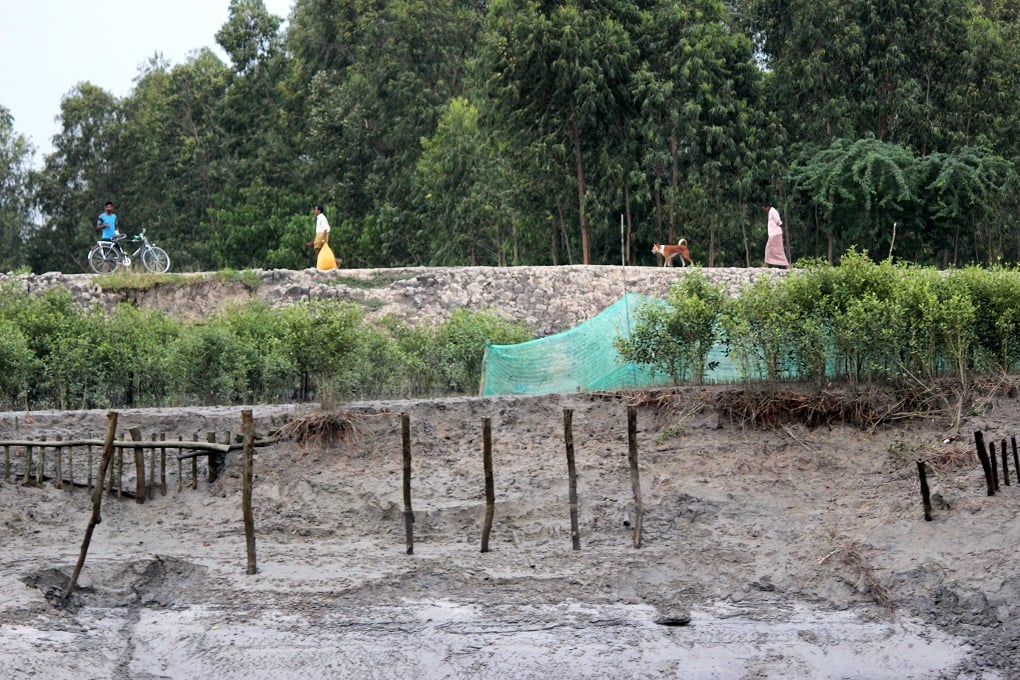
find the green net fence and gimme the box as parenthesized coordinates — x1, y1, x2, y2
(479, 292, 742, 396)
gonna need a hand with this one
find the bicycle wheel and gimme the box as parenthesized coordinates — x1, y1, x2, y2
(142, 246, 171, 273)
(88, 243, 122, 274)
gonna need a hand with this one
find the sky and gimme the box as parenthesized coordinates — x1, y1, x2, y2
(0, 0, 295, 167)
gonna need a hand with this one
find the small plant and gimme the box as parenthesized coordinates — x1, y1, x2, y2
(214, 269, 262, 291)
(655, 424, 682, 444)
(94, 271, 183, 290)
(329, 272, 417, 289)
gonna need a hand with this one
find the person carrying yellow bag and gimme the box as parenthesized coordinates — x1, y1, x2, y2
(307, 204, 339, 271)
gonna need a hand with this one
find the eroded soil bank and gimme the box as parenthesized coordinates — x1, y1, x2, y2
(2, 386, 1020, 679)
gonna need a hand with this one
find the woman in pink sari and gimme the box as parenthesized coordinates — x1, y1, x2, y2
(761, 202, 790, 269)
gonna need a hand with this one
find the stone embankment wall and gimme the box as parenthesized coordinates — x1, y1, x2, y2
(1, 265, 788, 336)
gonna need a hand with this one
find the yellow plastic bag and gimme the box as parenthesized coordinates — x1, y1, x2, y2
(316, 243, 338, 271)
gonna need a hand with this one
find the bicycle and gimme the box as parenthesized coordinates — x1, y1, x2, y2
(87, 228, 171, 274)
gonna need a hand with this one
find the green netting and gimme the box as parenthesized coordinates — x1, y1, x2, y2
(479, 292, 741, 396)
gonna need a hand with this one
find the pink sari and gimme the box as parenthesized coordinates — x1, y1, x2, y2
(764, 234, 789, 267)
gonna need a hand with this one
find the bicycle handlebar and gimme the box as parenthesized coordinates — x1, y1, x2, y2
(111, 228, 147, 242)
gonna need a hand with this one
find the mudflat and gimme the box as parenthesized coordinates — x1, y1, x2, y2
(2, 386, 1019, 679)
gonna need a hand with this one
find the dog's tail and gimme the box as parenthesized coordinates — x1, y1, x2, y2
(678, 238, 687, 246)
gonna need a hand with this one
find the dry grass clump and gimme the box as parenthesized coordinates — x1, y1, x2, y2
(820, 538, 894, 612)
(277, 410, 358, 447)
(924, 445, 976, 474)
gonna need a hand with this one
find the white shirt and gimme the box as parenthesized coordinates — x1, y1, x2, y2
(316, 212, 330, 235)
(767, 206, 783, 237)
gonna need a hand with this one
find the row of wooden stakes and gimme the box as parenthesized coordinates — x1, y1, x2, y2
(916, 431, 1018, 521)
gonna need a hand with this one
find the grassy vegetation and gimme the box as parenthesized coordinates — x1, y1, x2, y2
(327, 271, 419, 289)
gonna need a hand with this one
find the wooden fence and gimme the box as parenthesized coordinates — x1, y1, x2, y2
(0, 428, 258, 501)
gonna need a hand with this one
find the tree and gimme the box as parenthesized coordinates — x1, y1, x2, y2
(29, 84, 122, 274)
(0, 106, 34, 271)
(486, 0, 638, 264)
(790, 137, 917, 263)
(299, 0, 486, 266)
(411, 97, 515, 265)
(920, 146, 1015, 266)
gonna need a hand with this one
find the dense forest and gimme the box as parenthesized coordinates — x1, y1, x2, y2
(2, 0, 1019, 275)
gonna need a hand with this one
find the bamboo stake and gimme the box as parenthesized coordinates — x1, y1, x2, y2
(54, 436, 63, 489)
(241, 410, 257, 575)
(191, 434, 198, 490)
(1013, 436, 1019, 482)
(110, 442, 119, 499)
(917, 460, 933, 521)
(1001, 439, 1010, 487)
(481, 417, 495, 553)
(991, 441, 1000, 491)
(149, 432, 157, 500)
(160, 433, 167, 496)
(130, 428, 145, 504)
(64, 411, 119, 600)
(401, 413, 414, 555)
(67, 438, 74, 490)
(564, 409, 581, 550)
(627, 406, 644, 549)
(975, 431, 994, 496)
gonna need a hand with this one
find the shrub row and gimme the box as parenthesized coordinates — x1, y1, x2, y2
(617, 251, 1020, 386)
(0, 287, 532, 410)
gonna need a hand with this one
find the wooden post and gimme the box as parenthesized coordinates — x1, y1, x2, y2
(1013, 436, 1019, 482)
(87, 443, 93, 492)
(178, 436, 184, 494)
(481, 417, 495, 553)
(975, 431, 994, 496)
(990, 441, 1000, 491)
(627, 406, 644, 549)
(241, 410, 257, 575)
(67, 438, 74, 490)
(160, 433, 167, 496)
(148, 432, 157, 500)
(564, 409, 581, 551)
(3, 443, 9, 482)
(917, 460, 933, 521)
(22, 444, 33, 486)
(130, 428, 145, 504)
(36, 440, 45, 485)
(207, 431, 221, 483)
(401, 413, 414, 555)
(115, 437, 124, 499)
(65, 411, 119, 600)
(1001, 439, 1011, 487)
(54, 436, 63, 489)
(191, 434, 198, 490)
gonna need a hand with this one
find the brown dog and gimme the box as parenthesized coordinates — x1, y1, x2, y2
(651, 239, 693, 267)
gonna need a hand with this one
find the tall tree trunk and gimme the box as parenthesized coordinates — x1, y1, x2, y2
(624, 183, 633, 265)
(550, 215, 558, 265)
(571, 116, 591, 264)
(558, 203, 574, 265)
(669, 137, 679, 244)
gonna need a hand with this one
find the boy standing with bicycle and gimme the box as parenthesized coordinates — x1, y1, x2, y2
(96, 201, 118, 240)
